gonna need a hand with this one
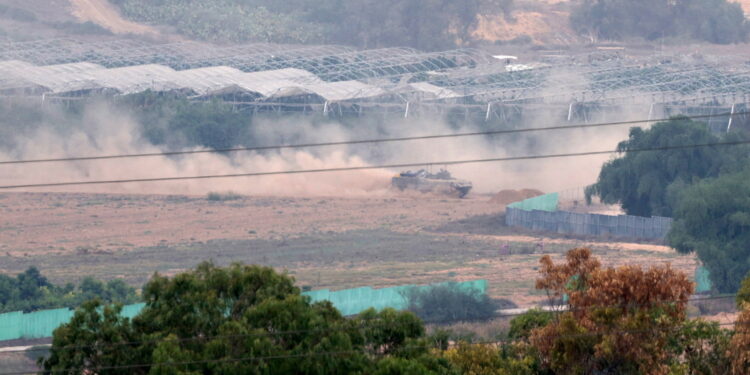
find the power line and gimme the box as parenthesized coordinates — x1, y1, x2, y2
(1, 349, 364, 375)
(0, 111, 746, 166)
(3, 318, 746, 375)
(2, 138, 750, 190)
(0, 293, 741, 355)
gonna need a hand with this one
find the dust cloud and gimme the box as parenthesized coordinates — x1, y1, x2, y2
(0, 105, 392, 196)
(0, 99, 648, 197)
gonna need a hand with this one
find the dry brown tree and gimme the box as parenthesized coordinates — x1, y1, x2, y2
(531, 248, 694, 375)
(731, 303, 750, 374)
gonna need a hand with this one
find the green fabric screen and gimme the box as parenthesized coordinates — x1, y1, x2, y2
(507, 192, 559, 212)
(305, 279, 488, 316)
(0, 280, 487, 341)
(694, 266, 712, 293)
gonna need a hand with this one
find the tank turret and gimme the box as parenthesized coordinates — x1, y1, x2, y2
(391, 169, 472, 198)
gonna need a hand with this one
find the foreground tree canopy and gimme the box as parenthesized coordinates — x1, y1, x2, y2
(585, 116, 743, 217)
(531, 248, 696, 374)
(40, 262, 452, 374)
(571, 0, 749, 44)
(40, 253, 750, 374)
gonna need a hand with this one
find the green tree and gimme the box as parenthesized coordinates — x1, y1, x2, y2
(507, 309, 552, 340)
(39, 301, 143, 374)
(586, 116, 735, 217)
(40, 262, 443, 374)
(0, 267, 137, 313)
(667, 319, 732, 375)
(674, 0, 749, 44)
(669, 168, 750, 293)
(571, 0, 748, 43)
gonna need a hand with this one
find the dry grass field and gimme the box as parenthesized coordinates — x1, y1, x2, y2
(0, 191, 699, 308)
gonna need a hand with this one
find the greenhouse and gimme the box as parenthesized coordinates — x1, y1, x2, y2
(0, 38, 748, 125)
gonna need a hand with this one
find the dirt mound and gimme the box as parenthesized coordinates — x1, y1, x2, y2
(489, 189, 544, 205)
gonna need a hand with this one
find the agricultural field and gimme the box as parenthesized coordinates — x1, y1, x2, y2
(0, 191, 698, 308)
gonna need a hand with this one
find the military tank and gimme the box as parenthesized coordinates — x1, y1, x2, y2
(391, 169, 473, 198)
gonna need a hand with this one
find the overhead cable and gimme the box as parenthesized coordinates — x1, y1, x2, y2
(0, 111, 746, 166)
(1, 138, 749, 190)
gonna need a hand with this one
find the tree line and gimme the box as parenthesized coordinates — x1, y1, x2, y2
(571, 0, 749, 44)
(111, 0, 513, 50)
(39, 251, 750, 374)
(586, 116, 750, 293)
(0, 267, 138, 313)
(109, 0, 748, 47)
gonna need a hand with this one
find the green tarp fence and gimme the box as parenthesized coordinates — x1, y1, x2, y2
(0, 280, 487, 341)
(304, 279, 487, 316)
(507, 192, 559, 212)
(695, 266, 712, 293)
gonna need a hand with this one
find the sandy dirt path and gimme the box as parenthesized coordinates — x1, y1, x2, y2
(438, 232, 673, 253)
(69, 0, 158, 36)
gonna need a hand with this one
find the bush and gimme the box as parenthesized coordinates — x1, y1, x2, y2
(508, 309, 553, 340)
(206, 191, 243, 201)
(444, 341, 537, 375)
(404, 283, 496, 324)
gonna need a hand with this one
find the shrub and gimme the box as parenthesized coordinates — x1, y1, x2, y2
(444, 342, 536, 375)
(508, 309, 553, 340)
(404, 283, 496, 324)
(206, 191, 243, 202)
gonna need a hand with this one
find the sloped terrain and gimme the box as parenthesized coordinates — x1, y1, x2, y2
(69, 0, 159, 36)
(739, 0, 750, 15)
(0, 0, 163, 41)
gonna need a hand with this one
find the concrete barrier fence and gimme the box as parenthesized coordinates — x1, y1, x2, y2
(505, 207, 672, 240)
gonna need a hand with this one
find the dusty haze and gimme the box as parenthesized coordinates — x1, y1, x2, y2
(0, 101, 647, 197)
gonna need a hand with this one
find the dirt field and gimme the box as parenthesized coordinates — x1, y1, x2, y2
(0, 192, 699, 307)
(0, 192, 502, 254)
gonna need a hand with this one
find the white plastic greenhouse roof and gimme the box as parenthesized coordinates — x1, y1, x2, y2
(302, 81, 388, 102)
(0, 61, 399, 101)
(405, 82, 460, 99)
(89, 64, 181, 94)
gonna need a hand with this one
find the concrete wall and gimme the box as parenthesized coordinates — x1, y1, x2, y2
(505, 207, 672, 240)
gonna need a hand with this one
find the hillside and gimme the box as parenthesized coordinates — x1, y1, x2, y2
(740, 0, 750, 15)
(69, 0, 159, 36)
(1, 0, 747, 46)
(0, 0, 167, 42)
